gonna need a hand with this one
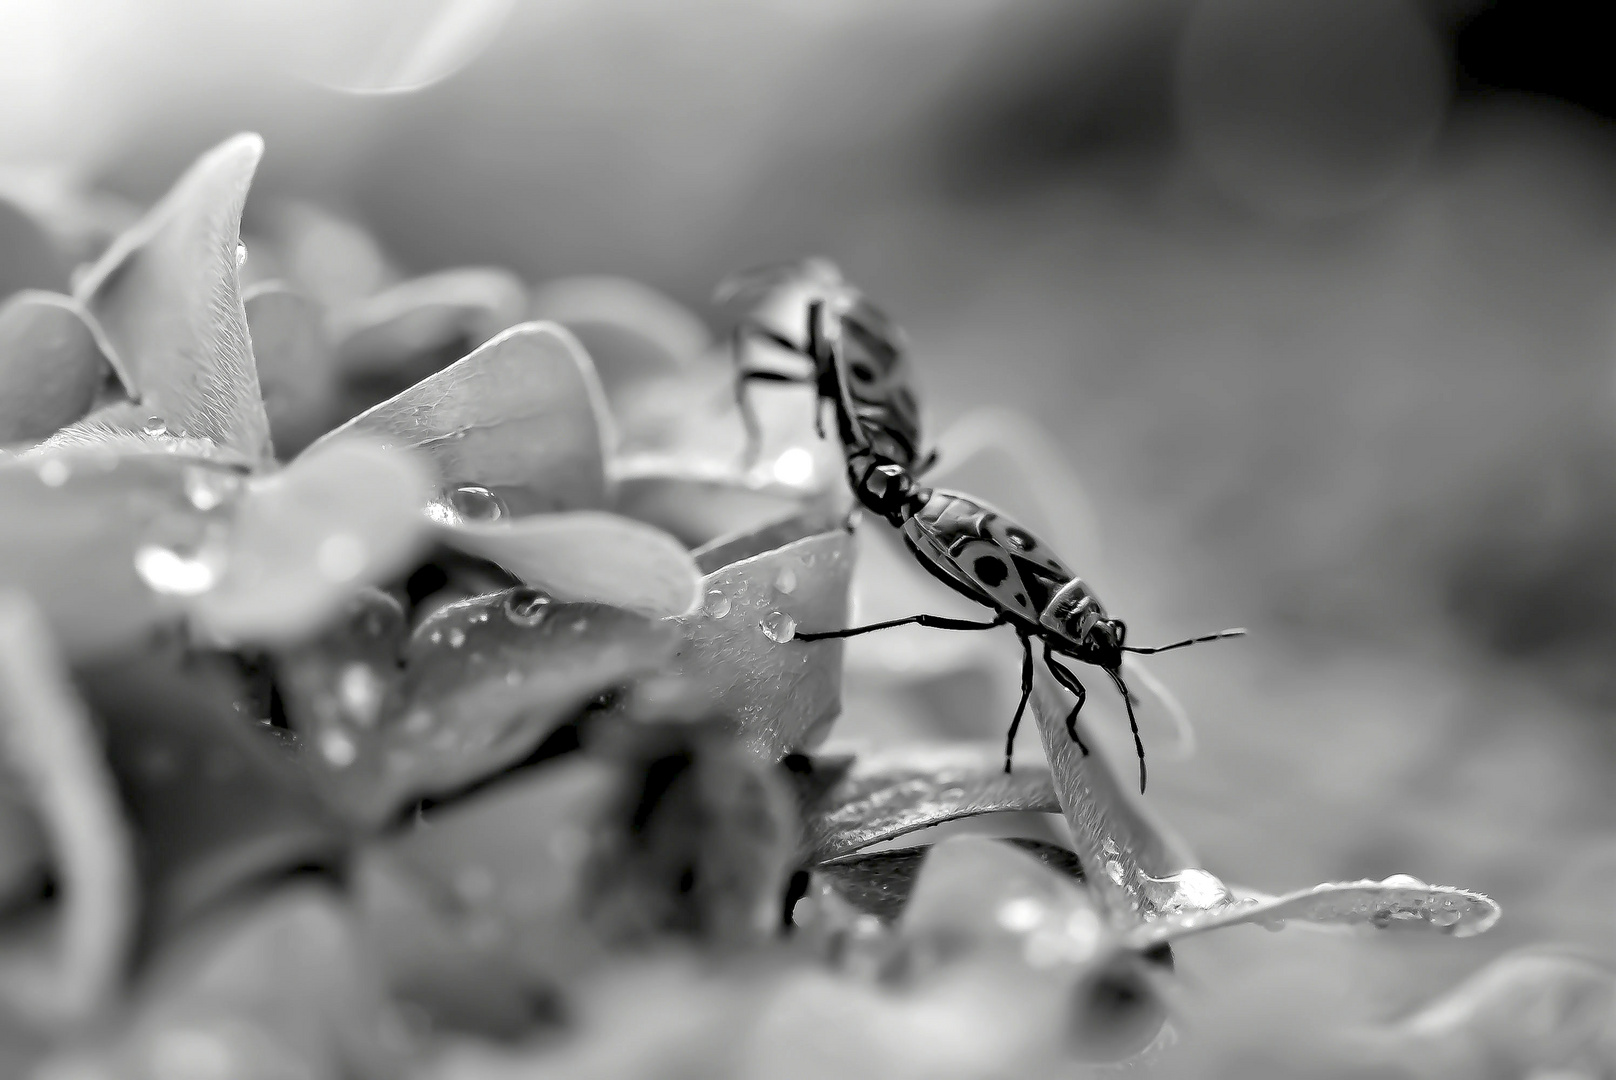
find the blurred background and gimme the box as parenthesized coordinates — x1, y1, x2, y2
(5, 0, 1616, 1066)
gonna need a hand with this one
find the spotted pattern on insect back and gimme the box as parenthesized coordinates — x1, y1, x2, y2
(973, 554, 1009, 587)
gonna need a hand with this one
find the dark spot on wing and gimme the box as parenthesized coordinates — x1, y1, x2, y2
(973, 555, 1010, 587)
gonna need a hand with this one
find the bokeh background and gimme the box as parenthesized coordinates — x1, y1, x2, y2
(6, 0, 1616, 1068)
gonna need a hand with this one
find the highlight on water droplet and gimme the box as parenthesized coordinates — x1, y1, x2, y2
(318, 727, 358, 768)
(1105, 859, 1127, 887)
(446, 627, 467, 648)
(1147, 867, 1236, 917)
(503, 586, 553, 627)
(702, 589, 731, 619)
(771, 446, 816, 487)
(143, 416, 169, 436)
(773, 567, 798, 595)
(36, 458, 70, 488)
(1428, 904, 1463, 928)
(183, 466, 242, 512)
(447, 483, 506, 523)
(760, 610, 797, 643)
(235, 242, 249, 268)
(316, 533, 368, 582)
(337, 662, 383, 727)
(134, 538, 226, 597)
(996, 897, 1046, 933)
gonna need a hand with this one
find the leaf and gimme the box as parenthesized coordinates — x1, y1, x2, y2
(31, 403, 243, 463)
(73, 133, 274, 464)
(803, 743, 1061, 863)
(0, 594, 136, 1029)
(673, 522, 856, 760)
(443, 513, 700, 620)
(1123, 874, 1502, 948)
(814, 839, 1083, 924)
(317, 322, 614, 517)
(243, 282, 337, 458)
(529, 275, 711, 392)
(1029, 667, 1200, 928)
(0, 292, 111, 444)
(189, 439, 435, 648)
(37, 887, 405, 1080)
(330, 266, 527, 384)
(72, 654, 345, 937)
(286, 589, 680, 826)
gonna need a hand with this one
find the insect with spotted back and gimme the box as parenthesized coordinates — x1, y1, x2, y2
(715, 258, 931, 476)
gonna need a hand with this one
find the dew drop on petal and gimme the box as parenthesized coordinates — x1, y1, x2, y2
(143, 416, 168, 436)
(760, 610, 797, 643)
(1429, 906, 1463, 928)
(447, 627, 466, 648)
(447, 484, 506, 523)
(317, 533, 368, 581)
(134, 541, 225, 597)
(1381, 874, 1425, 889)
(337, 663, 383, 727)
(183, 466, 240, 512)
(1148, 867, 1236, 916)
(318, 727, 358, 769)
(36, 458, 70, 487)
(1105, 859, 1127, 887)
(235, 242, 248, 268)
(774, 567, 798, 595)
(503, 586, 553, 627)
(703, 590, 731, 619)
(771, 446, 816, 487)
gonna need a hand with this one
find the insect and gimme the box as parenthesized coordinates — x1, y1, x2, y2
(797, 478, 1244, 793)
(715, 258, 929, 476)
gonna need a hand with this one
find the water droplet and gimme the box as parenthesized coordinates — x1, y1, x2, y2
(503, 586, 553, 626)
(774, 567, 798, 594)
(761, 611, 797, 643)
(771, 446, 816, 486)
(36, 458, 70, 487)
(1148, 868, 1236, 916)
(318, 728, 358, 769)
(447, 627, 466, 648)
(134, 539, 225, 597)
(1257, 916, 1287, 932)
(703, 590, 731, 619)
(337, 663, 383, 727)
(183, 466, 240, 511)
(141, 415, 169, 436)
(235, 242, 248, 268)
(317, 533, 367, 581)
(447, 484, 506, 523)
(1105, 859, 1126, 887)
(996, 897, 1046, 933)
(1429, 906, 1462, 928)
(1381, 874, 1424, 889)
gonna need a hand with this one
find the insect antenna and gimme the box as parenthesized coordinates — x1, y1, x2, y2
(1105, 666, 1148, 794)
(1121, 628, 1247, 655)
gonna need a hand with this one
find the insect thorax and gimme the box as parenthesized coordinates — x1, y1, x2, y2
(1039, 577, 1108, 643)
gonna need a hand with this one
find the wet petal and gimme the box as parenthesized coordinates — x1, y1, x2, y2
(318, 322, 613, 517)
(73, 654, 345, 937)
(615, 456, 844, 552)
(673, 522, 856, 760)
(190, 439, 435, 648)
(38, 887, 405, 1080)
(0, 292, 111, 444)
(243, 282, 337, 458)
(31, 403, 243, 463)
(261, 199, 399, 309)
(444, 512, 700, 620)
(1029, 668, 1199, 928)
(529, 275, 711, 392)
(804, 743, 1060, 863)
(74, 133, 274, 463)
(0, 594, 136, 1028)
(289, 590, 679, 826)
(1124, 874, 1501, 948)
(814, 839, 1083, 925)
(330, 266, 527, 397)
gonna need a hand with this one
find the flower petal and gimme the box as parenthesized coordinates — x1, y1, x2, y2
(74, 133, 274, 464)
(1029, 668, 1200, 928)
(1123, 875, 1502, 948)
(529, 275, 711, 392)
(804, 743, 1060, 863)
(284, 589, 679, 826)
(444, 513, 700, 620)
(261, 198, 399, 309)
(0, 292, 111, 444)
(673, 523, 856, 759)
(0, 593, 136, 1028)
(318, 322, 614, 517)
(815, 839, 1083, 925)
(243, 282, 337, 458)
(32, 404, 243, 462)
(0, 191, 69, 298)
(189, 439, 435, 648)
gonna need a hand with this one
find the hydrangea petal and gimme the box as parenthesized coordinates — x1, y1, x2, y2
(73, 133, 273, 464)
(331, 266, 526, 382)
(31, 404, 242, 462)
(190, 440, 435, 648)
(0, 594, 136, 1028)
(804, 743, 1060, 863)
(243, 282, 337, 458)
(674, 523, 856, 760)
(318, 322, 614, 516)
(0, 193, 68, 299)
(616, 462, 826, 550)
(444, 513, 699, 620)
(529, 274, 711, 392)
(0, 292, 111, 444)
(261, 199, 398, 309)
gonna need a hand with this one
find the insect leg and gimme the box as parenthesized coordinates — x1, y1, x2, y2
(796, 612, 1008, 641)
(1105, 667, 1147, 794)
(1042, 646, 1090, 757)
(1003, 631, 1034, 774)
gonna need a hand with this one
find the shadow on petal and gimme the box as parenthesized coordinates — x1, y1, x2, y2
(318, 322, 614, 518)
(0, 293, 111, 445)
(73, 133, 273, 464)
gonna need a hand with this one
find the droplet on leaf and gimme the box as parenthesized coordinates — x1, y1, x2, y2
(703, 590, 731, 619)
(182, 465, 241, 512)
(447, 484, 505, 523)
(502, 587, 553, 627)
(143, 416, 169, 436)
(760, 610, 797, 643)
(774, 567, 798, 594)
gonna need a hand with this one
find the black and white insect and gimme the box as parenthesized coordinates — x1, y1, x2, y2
(715, 258, 928, 475)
